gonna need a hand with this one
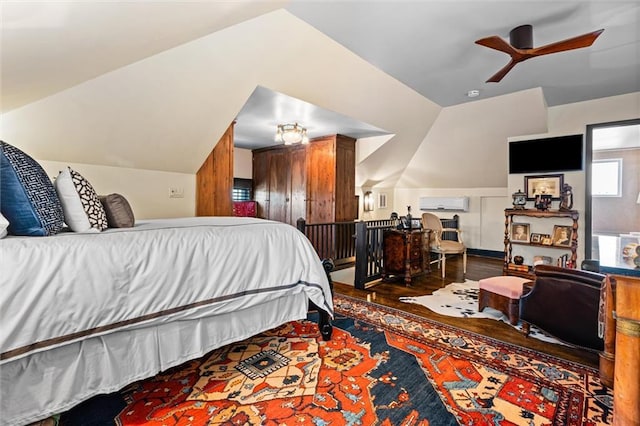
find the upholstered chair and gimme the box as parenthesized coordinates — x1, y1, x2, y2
(421, 212, 467, 279)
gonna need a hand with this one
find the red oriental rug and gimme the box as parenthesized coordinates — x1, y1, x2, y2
(113, 294, 612, 425)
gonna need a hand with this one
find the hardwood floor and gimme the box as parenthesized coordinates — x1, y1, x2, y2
(332, 254, 600, 368)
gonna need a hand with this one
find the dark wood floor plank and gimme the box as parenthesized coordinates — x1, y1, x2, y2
(332, 254, 600, 368)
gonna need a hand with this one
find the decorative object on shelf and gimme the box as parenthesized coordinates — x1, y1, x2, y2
(363, 191, 374, 212)
(534, 194, 552, 211)
(275, 123, 309, 145)
(511, 189, 527, 209)
(533, 255, 553, 266)
(511, 222, 530, 243)
(559, 183, 574, 211)
(541, 236, 553, 245)
(530, 233, 542, 244)
(552, 225, 573, 247)
(513, 255, 524, 265)
(524, 174, 564, 200)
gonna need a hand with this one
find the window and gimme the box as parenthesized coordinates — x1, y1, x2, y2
(232, 178, 252, 202)
(592, 159, 622, 197)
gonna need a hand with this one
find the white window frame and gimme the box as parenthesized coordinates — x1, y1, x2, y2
(592, 158, 622, 197)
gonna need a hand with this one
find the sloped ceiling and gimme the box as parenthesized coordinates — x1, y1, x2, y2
(1, 10, 440, 185)
(0, 1, 287, 112)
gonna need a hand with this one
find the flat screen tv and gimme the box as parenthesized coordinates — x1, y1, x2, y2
(509, 134, 583, 174)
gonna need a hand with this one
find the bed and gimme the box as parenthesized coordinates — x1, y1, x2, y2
(0, 216, 333, 426)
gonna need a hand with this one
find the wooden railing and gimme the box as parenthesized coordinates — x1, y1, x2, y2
(297, 215, 459, 290)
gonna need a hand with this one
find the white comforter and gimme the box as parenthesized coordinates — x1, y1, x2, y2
(0, 217, 332, 363)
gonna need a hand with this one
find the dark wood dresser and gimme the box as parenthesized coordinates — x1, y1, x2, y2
(382, 229, 428, 286)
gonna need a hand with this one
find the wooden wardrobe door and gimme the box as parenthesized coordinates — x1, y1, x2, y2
(267, 150, 290, 223)
(335, 135, 356, 221)
(306, 137, 336, 224)
(289, 146, 307, 224)
(252, 150, 270, 219)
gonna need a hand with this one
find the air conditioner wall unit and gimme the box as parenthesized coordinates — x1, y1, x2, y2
(419, 196, 469, 212)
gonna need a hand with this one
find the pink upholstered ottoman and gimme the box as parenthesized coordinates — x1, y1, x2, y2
(478, 276, 531, 325)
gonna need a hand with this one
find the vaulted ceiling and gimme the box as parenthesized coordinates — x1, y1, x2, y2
(1, 1, 638, 189)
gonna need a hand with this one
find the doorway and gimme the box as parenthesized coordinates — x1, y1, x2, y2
(586, 119, 640, 273)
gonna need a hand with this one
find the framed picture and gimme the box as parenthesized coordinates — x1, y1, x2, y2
(524, 174, 564, 200)
(511, 222, 530, 243)
(552, 225, 573, 247)
(541, 234, 553, 245)
(530, 233, 542, 244)
(378, 193, 388, 209)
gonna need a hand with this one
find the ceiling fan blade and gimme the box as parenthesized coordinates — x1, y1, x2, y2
(531, 29, 604, 56)
(475, 35, 518, 56)
(486, 59, 518, 83)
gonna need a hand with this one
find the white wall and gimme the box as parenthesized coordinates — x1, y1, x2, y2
(234, 147, 252, 179)
(389, 92, 639, 255)
(394, 187, 507, 251)
(506, 92, 640, 266)
(39, 160, 195, 219)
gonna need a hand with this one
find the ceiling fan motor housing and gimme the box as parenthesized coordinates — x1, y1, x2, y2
(510, 24, 533, 49)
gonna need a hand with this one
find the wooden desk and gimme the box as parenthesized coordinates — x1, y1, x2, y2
(382, 229, 428, 286)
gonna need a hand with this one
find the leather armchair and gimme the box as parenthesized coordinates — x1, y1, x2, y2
(519, 265, 605, 351)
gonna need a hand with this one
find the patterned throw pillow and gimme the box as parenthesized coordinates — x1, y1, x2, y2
(0, 212, 8, 239)
(0, 141, 64, 236)
(55, 167, 107, 232)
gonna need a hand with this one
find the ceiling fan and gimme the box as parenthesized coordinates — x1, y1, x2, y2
(475, 24, 604, 83)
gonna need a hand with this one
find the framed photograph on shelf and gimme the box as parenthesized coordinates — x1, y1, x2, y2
(552, 225, 573, 247)
(530, 233, 542, 244)
(541, 234, 553, 245)
(511, 222, 530, 243)
(524, 174, 564, 200)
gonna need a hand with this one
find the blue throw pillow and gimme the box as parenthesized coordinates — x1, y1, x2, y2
(0, 141, 64, 236)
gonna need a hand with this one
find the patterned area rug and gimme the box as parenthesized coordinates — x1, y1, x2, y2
(110, 294, 612, 426)
(399, 279, 565, 345)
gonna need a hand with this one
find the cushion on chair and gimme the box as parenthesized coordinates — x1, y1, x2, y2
(436, 239, 465, 253)
(479, 276, 530, 299)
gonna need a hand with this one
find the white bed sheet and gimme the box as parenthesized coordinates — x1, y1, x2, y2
(0, 216, 332, 425)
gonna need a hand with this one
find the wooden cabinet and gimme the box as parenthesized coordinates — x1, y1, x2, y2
(196, 121, 234, 216)
(503, 208, 579, 278)
(252, 134, 356, 225)
(382, 229, 428, 286)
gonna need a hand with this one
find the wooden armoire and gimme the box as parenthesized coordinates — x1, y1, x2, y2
(252, 134, 356, 225)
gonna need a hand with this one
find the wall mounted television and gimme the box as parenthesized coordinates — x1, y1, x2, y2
(509, 134, 583, 174)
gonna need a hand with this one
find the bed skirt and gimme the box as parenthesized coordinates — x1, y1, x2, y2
(1, 293, 309, 426)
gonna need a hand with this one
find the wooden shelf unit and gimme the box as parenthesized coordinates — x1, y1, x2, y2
(503, 208, 579, 278)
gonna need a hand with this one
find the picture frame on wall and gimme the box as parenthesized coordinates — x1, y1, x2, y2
(378, 193, 388, 209)
(524, 174, 564, 200)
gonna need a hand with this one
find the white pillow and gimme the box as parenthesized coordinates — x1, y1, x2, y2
(54, 167, 106, 232)
(0, 212, 8, 239)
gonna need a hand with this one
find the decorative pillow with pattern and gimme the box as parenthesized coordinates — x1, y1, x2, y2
(0, 141, 65, 236)
(54, 166, 107, 232)
(0, 212, 8, 239)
